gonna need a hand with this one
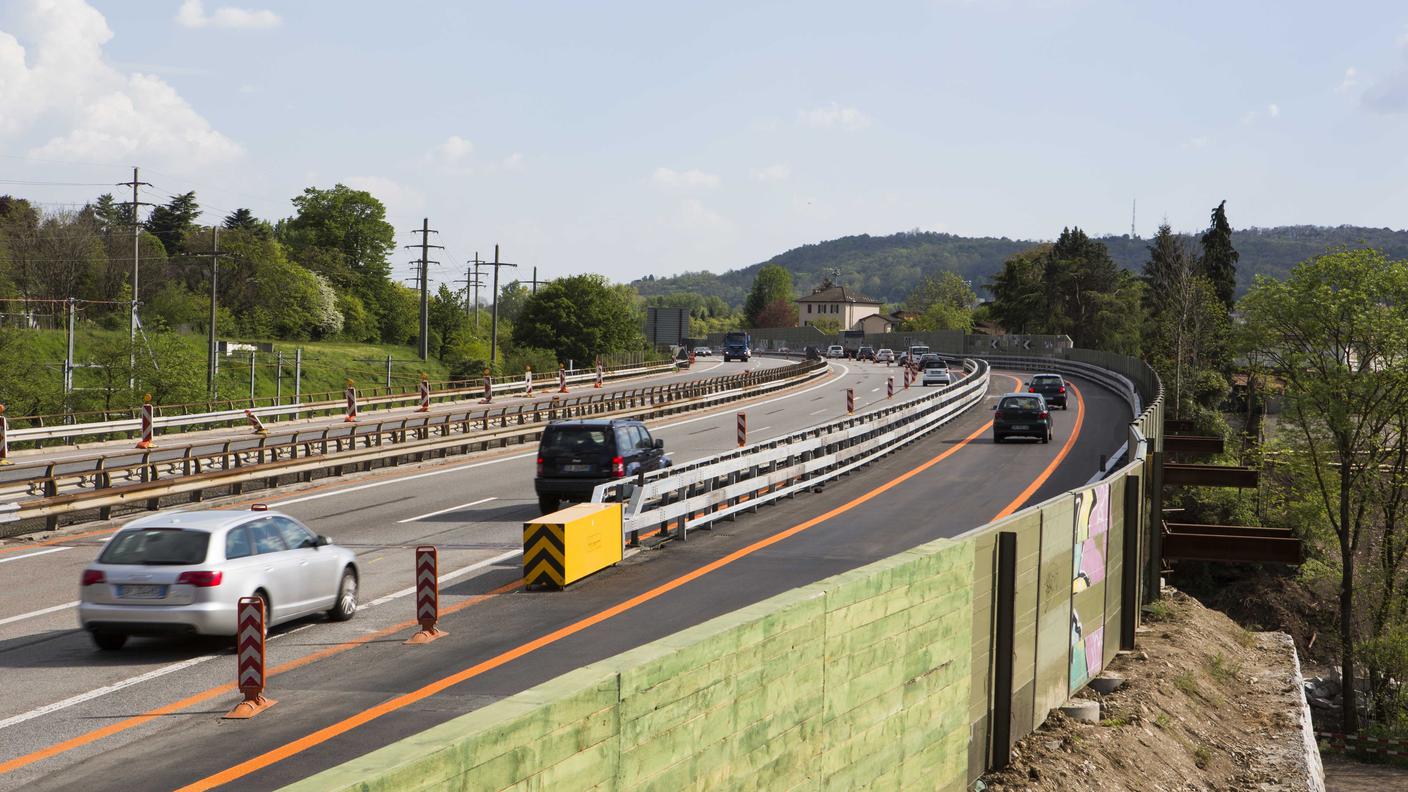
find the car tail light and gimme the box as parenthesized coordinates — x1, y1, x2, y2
(993, 411, 1003, 420)
(176, 570, 223, 587)
(1058, 386, 1066, 393)
(1039, 411, 1049, 419)
(80, 569, 105, 586)
(1028, 387, 1037, 393)
(536, 456, 544, 475)
(611, 456, 625, 478)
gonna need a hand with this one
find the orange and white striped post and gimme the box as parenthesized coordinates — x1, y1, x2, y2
(846, 388, 855, 415)
(416, 373, 431, 412)
(135, 394, 156, 449)
(224, 596, 275, 718)
(479, 367, 493, 404)
(523, 365, 534, 396)
(903, 367, 911, 390)
(737, 412, 747, 448)
(688, 350, 696, 368)
(887, 377, 894, 399)
(243, 409, 268, 436)
(406, 546, 446, 644)
(343, 379, 359, 422)
(594, 358, 604, 388)
(0, 404, 10, 466)
(558, 364, 569, 394)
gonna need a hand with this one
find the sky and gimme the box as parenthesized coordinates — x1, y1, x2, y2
(1, 0, 1406, 289)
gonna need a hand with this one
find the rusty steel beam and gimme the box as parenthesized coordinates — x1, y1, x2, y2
(1162, 462, 1259, 488)
(1162, 531, 1302, 564)
(1164, 435, 1225, 455)
(1165, 522, 1293, 539)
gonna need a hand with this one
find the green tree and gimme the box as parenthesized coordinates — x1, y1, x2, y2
(986, 245, 1048, 334)
(513, 274, 644, 365)
(1142, 224, 1189, 314)
(810, 317, 841, 334)
(495, 281, 530, 325)
(144, 191, 199, 255)
(753, 298, 797, 328)
(223, 207, 271, 238)
(905, 271, 975, 314)
(279, 184, 397, 338)
(1241, 247, 1408, 734)
(1199, 200, 1239, 309)
(744, 264, 794, 327)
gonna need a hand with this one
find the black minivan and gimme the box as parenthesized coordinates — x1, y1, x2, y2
(534, 419, 668, 513)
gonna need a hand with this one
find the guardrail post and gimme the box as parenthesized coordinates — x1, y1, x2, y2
(991, 531, 1018, 771)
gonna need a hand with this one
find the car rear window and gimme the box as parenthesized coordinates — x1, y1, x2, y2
(541, 427, 613, 454)
(1001, 396, 1044, 411)
(1034, 375, 1062, 385)
(99, 528, 211, 565)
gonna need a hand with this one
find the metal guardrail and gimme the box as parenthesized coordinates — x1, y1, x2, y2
(591, 359, 990, 542)
(3, 361, 830, 535)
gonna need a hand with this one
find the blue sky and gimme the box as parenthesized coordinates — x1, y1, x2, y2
(2, 0, 1406, 288)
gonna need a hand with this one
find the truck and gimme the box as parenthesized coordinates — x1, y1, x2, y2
(722, 331, 751, 362)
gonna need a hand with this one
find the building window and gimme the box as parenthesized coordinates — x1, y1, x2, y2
(806, 304, 812, 314)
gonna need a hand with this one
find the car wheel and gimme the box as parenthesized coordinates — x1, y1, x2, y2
(328, 567, 358, 622)
(1043, 429, 1052, 444)
(92, 631, 127, 651)
(538, 495, 559, 514)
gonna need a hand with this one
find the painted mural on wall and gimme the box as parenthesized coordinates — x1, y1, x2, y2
(1070, 481, 1110, 691)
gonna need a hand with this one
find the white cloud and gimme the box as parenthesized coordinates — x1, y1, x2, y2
(1338, 67, 1359, 93)
(798, 102, 871, 130)
(431, 135, 474, 164)
(343, 176, 425, 213)
(751, 164, 791, 183)
(0, 0, 240, 166)
(1267, 103, 1280, 118)
(671, 198, 734, 237)
(652, 167, 720, 189)
(176, 0, 281, 30)
(1180, 136, 1211, 150)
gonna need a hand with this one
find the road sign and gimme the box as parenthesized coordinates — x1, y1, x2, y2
(406, 545, 446, 644)
(223, 596, 275, 718)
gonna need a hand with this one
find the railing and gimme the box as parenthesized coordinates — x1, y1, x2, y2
(3, 361, 830, 536)
(592, 359, 989, 542)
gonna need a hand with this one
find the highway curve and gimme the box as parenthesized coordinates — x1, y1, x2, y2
(0, 364, 1128, 791)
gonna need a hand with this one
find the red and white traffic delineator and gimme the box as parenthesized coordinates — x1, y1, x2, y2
(0, 404, 10, 466)
(416, 374, 431, 413)
(688, 350, 696, 368)
(406, 545, 446, 644)
(135, 394, 156, 449)
(594, 358, 604, 389)
(558, 364, 569, 394)
(846, 388, 855, 415)
(887, 377, 894, 399)
(224, 596, 275, 718)
(343, 380, 359, 423)
(479, 368, 493, 404)
(903, 368, 912, 390)
(243, 409, 268, 436)
(523, 366, 534, 396)
(737, 412, 747, 448)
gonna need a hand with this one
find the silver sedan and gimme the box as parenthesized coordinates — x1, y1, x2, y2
(78, 506, 359, 650)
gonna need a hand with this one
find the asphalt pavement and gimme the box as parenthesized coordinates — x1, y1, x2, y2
(0, 361, 1128, 790)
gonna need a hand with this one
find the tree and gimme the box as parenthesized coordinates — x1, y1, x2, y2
(223, 208, 270, 238)
(89, 193, 126, 236)
(144, 191, 200, 255)
(810, 317, 841, 334)
(495, 281, 530, 325)
(744, 264, 794, 327)
(986, 246, 1048, 334)
(1199, 200, 1239, 309)
(753, 298, 798, 328)
(1142, 224, 1189, 314)
(905, 271, 975, 315)
(279, 184, 397, 338)
(1142, 225, 1230, 422)
(513, 274, 644, 365)
(1241, 248, 1408, 734)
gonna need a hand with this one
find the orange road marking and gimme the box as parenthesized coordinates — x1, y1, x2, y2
(990, 382, 1086, 521)
(177, 375, 1026, 791)
(0, 579, 522, 776)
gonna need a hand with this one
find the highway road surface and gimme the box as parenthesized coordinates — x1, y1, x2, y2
(0, 360, 1128, 790)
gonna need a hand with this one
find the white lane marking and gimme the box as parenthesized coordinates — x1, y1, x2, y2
(0, 550, 515, 733)
(395, 497, 497, 524)
(870, 387, 880, 392)
(0, 600, 79, 627)
(753, 426, 771, 432)
(271, 362, 850, 508)
(364, 548, 523, 607)
(809, 409, 826, 415)
(0, 547, 71, 564)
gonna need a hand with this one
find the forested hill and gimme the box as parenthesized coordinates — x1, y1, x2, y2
(634, 225, 1408, 307)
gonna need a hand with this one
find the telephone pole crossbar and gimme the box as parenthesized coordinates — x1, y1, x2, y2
(404, 219, 443, 361)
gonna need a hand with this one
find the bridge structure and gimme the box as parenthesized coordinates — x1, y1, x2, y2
(0, 345, 1164, 791)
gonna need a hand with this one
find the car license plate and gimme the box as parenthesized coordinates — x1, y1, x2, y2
(118, 584, 166, 599)
(1010, 425, 1028, 430)
(562, 463, 590, 472)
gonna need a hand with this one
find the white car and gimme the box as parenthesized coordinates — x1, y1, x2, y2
(922, 363, 953, 386)
(78, 506, 359, 649)
(826, 344, 846, 359)
(694, 346, 712, 356)
(876, 348, 894, 363)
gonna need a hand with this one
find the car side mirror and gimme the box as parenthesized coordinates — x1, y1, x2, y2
(991, 405, 997, 411)
(653, 438, 664, 449)
(316, 535, 332, 547)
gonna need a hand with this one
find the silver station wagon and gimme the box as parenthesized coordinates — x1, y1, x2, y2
(78, 506, 359, 650)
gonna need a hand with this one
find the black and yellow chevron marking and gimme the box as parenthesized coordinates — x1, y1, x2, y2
(523, 523, 567, 588)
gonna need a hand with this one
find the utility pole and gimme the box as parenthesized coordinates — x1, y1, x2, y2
(404, 219, 442, 361)
(484, 244, 517, 371)
(455, 254, 485, 322)
(207, 226, 221, 400)
(64, 297, 76, 408)
(524, 266, 548, 294)
(1131, 199, 1137, 239)
(118, 167, 152, 390)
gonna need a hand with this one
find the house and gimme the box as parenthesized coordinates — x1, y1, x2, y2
(797, 279, 882, 330)
(854, 313, 895, 335)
